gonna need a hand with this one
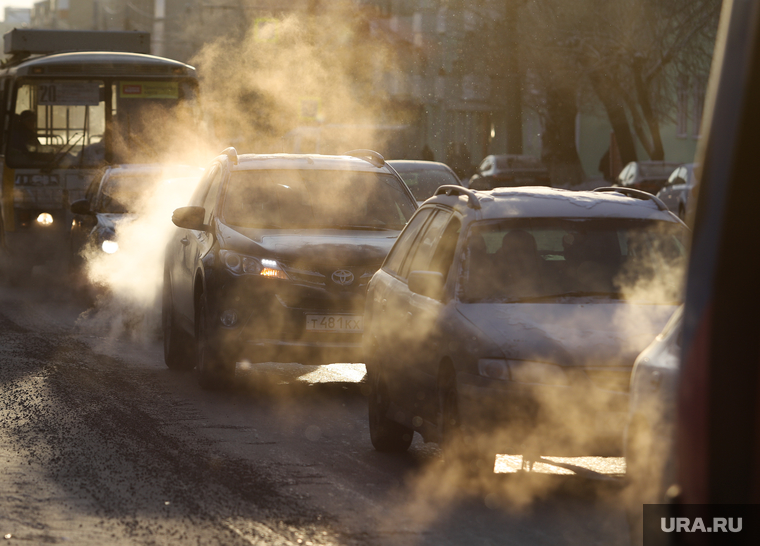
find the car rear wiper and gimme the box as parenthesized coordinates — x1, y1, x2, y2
(505, 291, 627, 303)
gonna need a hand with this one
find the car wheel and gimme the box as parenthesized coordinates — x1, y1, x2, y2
(367, 362, 413, 452)
(162, 274, 194, 371)
(439, 368, 494, 475)
(196, 293, 235, 390)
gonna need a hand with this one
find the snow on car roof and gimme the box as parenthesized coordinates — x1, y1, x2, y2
(473, 186, 676, 221)
(235, 154, 391, 173)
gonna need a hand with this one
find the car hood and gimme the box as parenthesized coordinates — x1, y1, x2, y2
(217, 223, 399, 266)
(458, 302, 676, 368)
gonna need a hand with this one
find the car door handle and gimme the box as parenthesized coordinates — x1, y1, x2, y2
(180, 237, 190, 246)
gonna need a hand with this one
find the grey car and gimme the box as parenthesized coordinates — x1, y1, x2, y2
(364, 185, 688, 472)
(656, 164, 697, 220)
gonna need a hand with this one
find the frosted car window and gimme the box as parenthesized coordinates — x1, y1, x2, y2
(462, 218, 687, 304)
(384, 208, 433, 275)
(402, 210, 451, 278)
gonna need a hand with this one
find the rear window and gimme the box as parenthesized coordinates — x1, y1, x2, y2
(462, 217, 687, 304)
(395, 168, 460, 201)
(222, 169, 416, 230)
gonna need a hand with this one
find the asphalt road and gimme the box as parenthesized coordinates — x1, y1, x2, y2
(0, 273, 631, 545)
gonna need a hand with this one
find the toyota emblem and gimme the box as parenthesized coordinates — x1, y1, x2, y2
(331, 269, 354, 286)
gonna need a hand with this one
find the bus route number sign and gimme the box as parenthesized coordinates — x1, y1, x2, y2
(37, 82, 100, 106)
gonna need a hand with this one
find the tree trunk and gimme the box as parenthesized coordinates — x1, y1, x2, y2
(633, 60, 665, 160)
(541, 86, 585, 187)
(589, 71, 638, 167)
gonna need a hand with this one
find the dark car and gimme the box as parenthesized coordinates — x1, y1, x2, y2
(163, 148, 417, 389)
(69, 164, 202, 276)
(468, 154, 550, 190)
(364, 185, 687, 473)
(616, 161, 681, 195)
(387, 160, 462, 205)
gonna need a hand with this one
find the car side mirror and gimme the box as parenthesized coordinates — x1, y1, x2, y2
(70, 199, 93, 215)
(408, 270, 445, 300)
(172, 206, 208, 231)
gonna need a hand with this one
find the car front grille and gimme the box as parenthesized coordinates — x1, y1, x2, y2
(281, 262, 380, 291)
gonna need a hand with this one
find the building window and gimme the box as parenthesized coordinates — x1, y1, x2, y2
(676, 74, 689, 138)
(692, 76, 706, 138)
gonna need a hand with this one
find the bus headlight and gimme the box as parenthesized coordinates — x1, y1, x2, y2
(36, 213, 53, 226)
(101, 240, 119, 254)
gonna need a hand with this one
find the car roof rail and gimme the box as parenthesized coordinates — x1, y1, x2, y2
(593, 186, 669, 212)
(343, 149, 385, 168)
(221, 147, 238, 165)
(434, 185, 482, 209)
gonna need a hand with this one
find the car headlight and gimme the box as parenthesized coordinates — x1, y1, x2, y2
(478, 359, 569, 386)
(101, 240, 119, 254)
(220, 250, 289, 279)
(36, 212, 54, 226)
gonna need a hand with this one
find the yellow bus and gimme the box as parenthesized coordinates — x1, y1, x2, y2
(0, 29, 199, 280)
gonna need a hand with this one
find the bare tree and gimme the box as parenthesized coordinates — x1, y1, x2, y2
(520, 0, 720, 176)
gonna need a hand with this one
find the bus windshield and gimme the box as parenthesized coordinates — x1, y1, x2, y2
(6, 79, 197, 168)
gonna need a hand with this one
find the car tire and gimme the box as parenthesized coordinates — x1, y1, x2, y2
(439, 368, 494, 475)
(195, 293, 235, 390)
(367, 362, 413, 452)
(162, 274, 194, 371)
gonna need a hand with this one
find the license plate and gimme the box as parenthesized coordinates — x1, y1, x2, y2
(305, 315, 363, 333)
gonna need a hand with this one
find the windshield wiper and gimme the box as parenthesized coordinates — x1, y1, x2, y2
(504, 291, 627, 303)
(43, 132, 84, 172)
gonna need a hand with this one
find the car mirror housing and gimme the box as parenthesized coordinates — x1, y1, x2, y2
(408, 270, 445, 300)
(172, 206, 207, 231)
(70, 199, 93, 215)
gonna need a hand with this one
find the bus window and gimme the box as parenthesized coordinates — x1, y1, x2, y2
(6, 80, 106, 168)
(110, 80, 198, 163)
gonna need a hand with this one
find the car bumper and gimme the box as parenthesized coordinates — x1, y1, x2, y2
(206, 275, 366, 365)
(457, 371, 629, 455)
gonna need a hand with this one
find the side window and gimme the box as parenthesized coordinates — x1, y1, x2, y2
(189, 165, 219, 207)
(202, 168, 224, 224)
(428, 217, 462, 281)
(401, 210, 452, 278)
(384, 208, 433, 275)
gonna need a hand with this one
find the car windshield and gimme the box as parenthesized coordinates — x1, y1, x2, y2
(99, 173, 161, 214)
(99, 167, 199, 213)
(223, 169, 416, 230)
(395, 167, 460, 200)
(462, 217, 687, 304)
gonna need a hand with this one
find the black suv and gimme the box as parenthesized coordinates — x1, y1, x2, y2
(163, 148, 417, 389)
